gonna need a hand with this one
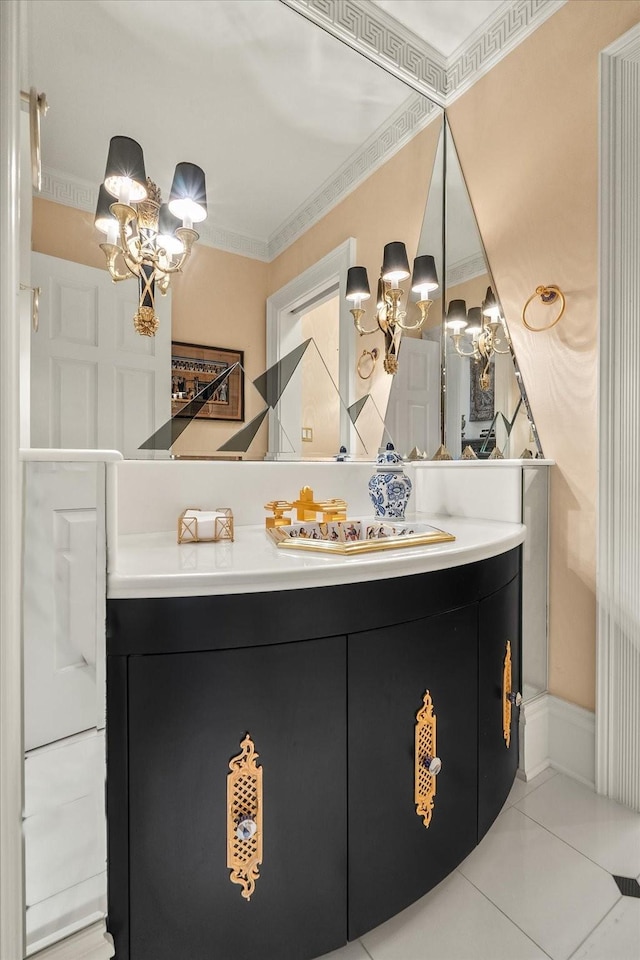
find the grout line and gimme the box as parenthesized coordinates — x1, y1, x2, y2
(454, 869, 554, 959)
(512, 802, 636, 881)
(357, 941, 375, 960)
(565, 896, 624, 959)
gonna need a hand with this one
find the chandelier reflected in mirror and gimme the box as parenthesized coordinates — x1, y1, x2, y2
(95, 136, 207, 336)
(345, 242, 438, 374)
(446, 287, 511, 390)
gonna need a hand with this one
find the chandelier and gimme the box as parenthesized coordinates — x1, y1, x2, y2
(345, 242, 438, 374)
(446, 287, 511, 389)
(95, 136, 207, 336)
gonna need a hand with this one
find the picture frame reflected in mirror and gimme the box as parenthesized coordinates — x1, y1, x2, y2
(171, 341, 244, 422)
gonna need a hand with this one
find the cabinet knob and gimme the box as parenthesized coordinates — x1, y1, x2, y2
(506, 691, 522, 707)
(423, 755, 442, 776)
(236, 816, 258, 841)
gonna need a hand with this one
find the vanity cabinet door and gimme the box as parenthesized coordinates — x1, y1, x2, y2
(478, 574, 521, 841)
(124, 636, 347, 960)
(347, 605, 478, 940)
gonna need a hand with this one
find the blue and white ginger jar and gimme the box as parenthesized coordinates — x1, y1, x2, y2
(368, 443, 412, 519)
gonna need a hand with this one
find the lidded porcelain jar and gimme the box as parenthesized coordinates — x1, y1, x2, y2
(368, 443, 412, 519)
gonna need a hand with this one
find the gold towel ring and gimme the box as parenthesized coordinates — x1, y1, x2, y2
(522, 285, 565, 332)
(357, 347, 379, 380)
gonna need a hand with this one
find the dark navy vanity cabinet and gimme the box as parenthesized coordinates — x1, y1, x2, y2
(106, 548, 521, 960)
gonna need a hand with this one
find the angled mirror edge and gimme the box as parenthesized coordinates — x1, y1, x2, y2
(443, 116, 544, 458)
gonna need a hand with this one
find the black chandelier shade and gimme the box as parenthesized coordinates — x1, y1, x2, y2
(482, 286, 500, 317)
(446, 299, 468, 324)
(411, 254, 439, 294)
(103, 136, 148, 202)
(381, 241, 411, 282)
(346, 266, 371, 301)
(466, 306, 483, 329)
(168, 161, 208, 223)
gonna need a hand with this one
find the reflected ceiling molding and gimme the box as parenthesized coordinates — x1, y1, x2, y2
(40, 168, 270, 262)
(267, 93, 438, 260)
(280, 0, 447, 103)
(446, 252, 488, 287)
(40, 92, 436, 265)
(280, 0, 567, 105)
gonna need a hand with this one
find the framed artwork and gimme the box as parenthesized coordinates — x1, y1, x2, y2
(469, 359, 495, 421)
(171, 341, 244, 422)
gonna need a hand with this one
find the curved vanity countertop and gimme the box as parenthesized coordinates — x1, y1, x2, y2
(108, 514, 526, 599)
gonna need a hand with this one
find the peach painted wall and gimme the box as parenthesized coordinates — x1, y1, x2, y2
(448, 0, 640, 711)
(32, 197, 269, 456)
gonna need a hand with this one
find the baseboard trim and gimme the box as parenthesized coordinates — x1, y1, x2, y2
(28, 921, 114, 960)
(520, 693, 595, 788)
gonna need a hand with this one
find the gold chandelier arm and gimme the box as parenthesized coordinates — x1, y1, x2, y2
(350, 307, 380, 336)
(451, 335, 477, 359)
(396, 296, 432, 332)
(397, 314, 424, 332)
(99, 243, 136, 282)
(155, 227, 199, 276)
(492, 342, 512, 355)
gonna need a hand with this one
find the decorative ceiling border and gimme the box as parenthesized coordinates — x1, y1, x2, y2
(280, 0, 567, 104)
(445, 0, 568, 102)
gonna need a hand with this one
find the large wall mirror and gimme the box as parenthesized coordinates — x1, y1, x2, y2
(28, 0, 540, 461)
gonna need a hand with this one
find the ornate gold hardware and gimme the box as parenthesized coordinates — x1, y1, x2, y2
(522, 285, 566, 332)
(415, 690, 438, 828)
(227, 734, 263, 901)
(489, 447, 505, 460)
(503, 640, 512, 748)
(356, 347, 379, 380)
(461, 445, 478, 460)
(177, 507, 234, 544)
(264, 486, 347, 529)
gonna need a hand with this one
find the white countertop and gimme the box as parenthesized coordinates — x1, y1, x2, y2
(108, 515, 526, 599)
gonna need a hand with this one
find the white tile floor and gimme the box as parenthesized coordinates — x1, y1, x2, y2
(319, 770, 640, 960)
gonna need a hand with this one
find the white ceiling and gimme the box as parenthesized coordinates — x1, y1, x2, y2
(373, 0, 507, 57)
(31, 0, 514, 249)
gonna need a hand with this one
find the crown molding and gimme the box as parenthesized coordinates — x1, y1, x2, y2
(267, 93, 438, 260)
(39, 1, 568, 264)
(280, 0, 567, 104)
(445, 0, 568, 103)
(39, 93, 438, 265)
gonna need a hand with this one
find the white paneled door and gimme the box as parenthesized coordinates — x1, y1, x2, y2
(386, 336, 440, 457)
(31, 253, 170, 458)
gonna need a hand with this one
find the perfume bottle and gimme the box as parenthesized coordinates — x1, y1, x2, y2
(368, 443, 412, 519)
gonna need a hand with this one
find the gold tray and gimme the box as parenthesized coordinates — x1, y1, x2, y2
(267, 518, 455, 556)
